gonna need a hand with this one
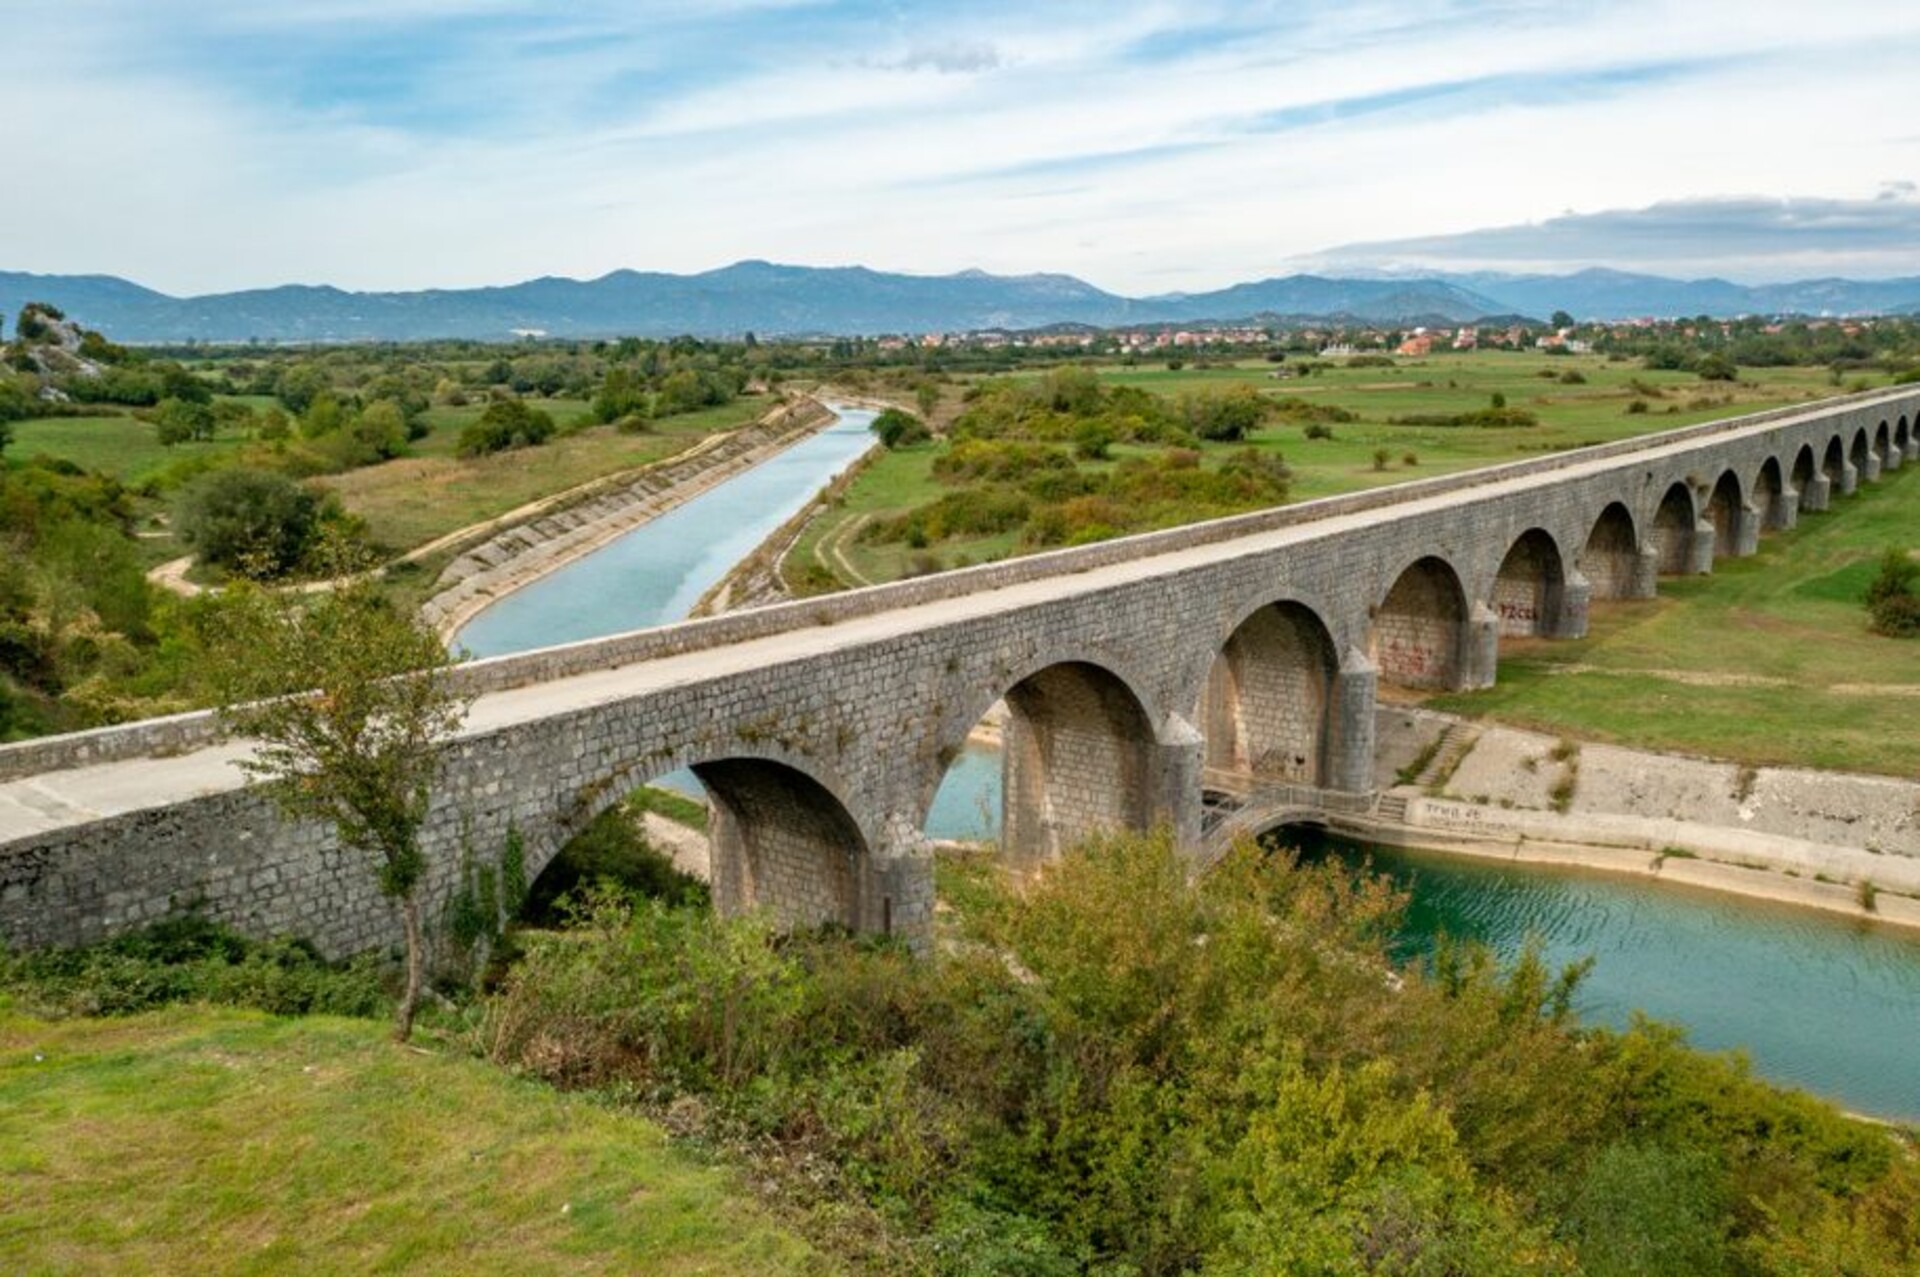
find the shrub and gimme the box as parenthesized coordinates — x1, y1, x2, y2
(870, 407, 931, 449)
(0, 913, 389, 1019)
(457, 398, 556, 457)
(1866, 548, 1920, 637)
(175, 467, 326, 577)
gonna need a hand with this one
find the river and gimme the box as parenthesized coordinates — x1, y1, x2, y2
(452, 405, 1920, 1124)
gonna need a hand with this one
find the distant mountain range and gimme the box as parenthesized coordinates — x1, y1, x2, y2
(2, 261, 1918, 343)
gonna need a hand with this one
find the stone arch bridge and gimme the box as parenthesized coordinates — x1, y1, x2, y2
(2, 390, 1916, 956)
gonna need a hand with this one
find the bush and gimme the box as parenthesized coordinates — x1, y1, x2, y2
(0, 913, 389, 1019)
(457, 398, 556, 457)
(1866, 548, 1920, 636)
(175, 467, 327, 577)
(869, 407, 930, 449)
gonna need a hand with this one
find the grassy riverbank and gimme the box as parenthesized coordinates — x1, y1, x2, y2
(0, 1000, 826, 1275)
(1431, 461, 1920, 775)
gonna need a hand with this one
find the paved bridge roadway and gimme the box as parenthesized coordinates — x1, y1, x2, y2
(2, 389, 1916, 956)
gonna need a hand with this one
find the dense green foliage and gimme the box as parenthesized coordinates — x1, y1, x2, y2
(456, 396, 557, 457)
(860, 372, 1293, 552)
(0, 914, 389, 1019)
(174, 467, 332, 577)
(1865, 547, 1920, 637)
(871, 406, 932, 448)
(485, 831, 1920, 1274)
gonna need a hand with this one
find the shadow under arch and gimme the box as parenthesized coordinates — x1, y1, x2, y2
(1753, 455, 1787, 530)
(533, 746, 875, 934)
(1705, 469, 1744, 557)
(1372, 554, 1470, 691)
(1652, 481, 1698, 575)
(1491, 527, 1568, 639)
(1202, 598, 1340, 786)
(1580, 502, 1640, 601)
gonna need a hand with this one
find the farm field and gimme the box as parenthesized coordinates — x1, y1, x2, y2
(1431, 459, 1920, 775)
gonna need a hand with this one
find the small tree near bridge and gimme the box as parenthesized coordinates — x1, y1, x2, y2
(208, 567, 469, 1041)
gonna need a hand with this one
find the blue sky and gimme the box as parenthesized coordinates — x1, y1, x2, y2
(5, 1, 1919, 293)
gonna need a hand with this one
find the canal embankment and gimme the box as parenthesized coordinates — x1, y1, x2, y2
(1346, 707, 1920, 931)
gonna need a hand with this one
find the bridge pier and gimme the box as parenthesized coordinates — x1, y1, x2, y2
(1838, 462, 1859, 496)
(1884, 445, 1902, 473)
(1328, 655, 1378, 794)
(1730, 504, 1761, 556)
(1551, 571, 1591, 639)
(1461, 603, 1500, 690)
(1154, 716, 1207, 851)
(1862, 452, 1883, 484)
(1800, 474, 1831, 512)
(1687, 520, 1717, 574)
(1627, 546, 1660, 598)
(1906, 434, 1918, 463)
(1770, 485, 1800, 530)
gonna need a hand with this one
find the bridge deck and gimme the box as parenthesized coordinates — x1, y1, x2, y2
(0, 393, 1906, 845)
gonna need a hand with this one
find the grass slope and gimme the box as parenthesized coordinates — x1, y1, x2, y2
(1432, 462, 1920, 774)
(0, 1001, 827, 1275)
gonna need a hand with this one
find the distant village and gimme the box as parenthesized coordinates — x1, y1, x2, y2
(869, 313, 1895, 362)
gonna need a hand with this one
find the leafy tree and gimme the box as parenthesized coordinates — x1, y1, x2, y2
(275, 363, 330, 415)
(175, 467, 326, 577)
(1550, 309, 1576, 329)
(1695, 352, 1738, 382)
(870, 407, 930, 448)
(592, 366, 649, 424)
(152, 396, 215, 446)
(208, 572, 469, 1040)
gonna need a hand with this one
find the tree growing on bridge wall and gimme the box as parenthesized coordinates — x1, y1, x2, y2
(207, 562, 469, 1041)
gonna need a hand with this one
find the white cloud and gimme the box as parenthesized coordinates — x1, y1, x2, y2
(3, 1, 1919, 293)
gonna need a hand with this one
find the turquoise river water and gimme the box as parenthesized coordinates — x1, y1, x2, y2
(454, 405, 1920, 1123)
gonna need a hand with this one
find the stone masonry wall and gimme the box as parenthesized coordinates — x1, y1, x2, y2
(3, 388, 1919, 956)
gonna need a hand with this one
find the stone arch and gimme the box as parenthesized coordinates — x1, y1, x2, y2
(1371, 556, 1469, 690)
(534, 748, 873, 933)
(1706, 470, 1743, 557)
(1898, 416, 1912, 452)
(1491, 528, 1567, 638)
(1652, 481, 1698, 575)
(1202, 599, 1338, 785)
(1875, 420, 1892, 464)
(1580, 502, 1641, 600)
(1851, 428, 1871, 478)
(997, 660, 1158, 865)
(695, 758, 868, 931)
(1753, 456, 1787, 530)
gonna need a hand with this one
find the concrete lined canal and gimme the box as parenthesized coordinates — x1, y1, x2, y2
(454, 407, 1920, 1123)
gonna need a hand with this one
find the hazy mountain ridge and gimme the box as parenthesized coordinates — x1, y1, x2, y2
(3, 261, 1918, 343)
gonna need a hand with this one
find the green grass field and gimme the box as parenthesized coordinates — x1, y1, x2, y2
(8, 413, 251, 485)
(1431, 461, 1920, 775)
(0, 1001, 827, 1275)
(793, 352, 1849, 587)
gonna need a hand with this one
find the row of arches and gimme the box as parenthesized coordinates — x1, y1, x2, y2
(539, 413, 1916, 934)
